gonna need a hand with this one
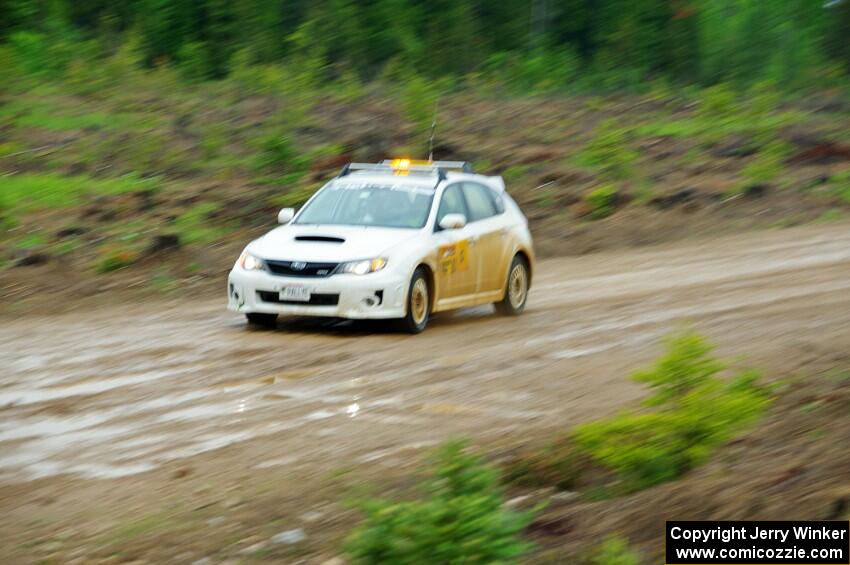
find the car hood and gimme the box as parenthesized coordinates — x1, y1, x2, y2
(248, 224, 422, 262)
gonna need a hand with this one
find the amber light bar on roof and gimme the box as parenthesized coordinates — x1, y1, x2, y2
(337, 159, 474, 179)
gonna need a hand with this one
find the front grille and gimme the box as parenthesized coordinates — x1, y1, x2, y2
(264, 260, 338, 278)
(257, 291, 340, 306)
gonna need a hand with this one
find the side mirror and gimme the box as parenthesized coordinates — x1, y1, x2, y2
(278, 207, 295, 224)
(439, 213, 467, 230)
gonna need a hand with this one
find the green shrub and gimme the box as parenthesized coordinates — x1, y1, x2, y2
(400, 74, 440, 137)
(345, 441, 534, 564)
(589, 536, 642, 565)
(255, 134, 306, 174)
(172, 202, 230, 244)
(739, 141, 792, 190)
(177, 41, 213, 82)
(0, 173, 161, 216)
(585, 185, 619, 219)
(698, 84, 737, 122)
(828, 169, 850, 204)
(96, 248, 138, 273)
(574, 332, 771, 491)
(632, 332, 724, 405)
(577, 120, 638, 179)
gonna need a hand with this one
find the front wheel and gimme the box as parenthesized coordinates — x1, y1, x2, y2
(494, 255, 529, 316)
(397, 267, 430, 334)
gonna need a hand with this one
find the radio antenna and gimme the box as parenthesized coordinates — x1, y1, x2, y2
(427, 99, 439, 162)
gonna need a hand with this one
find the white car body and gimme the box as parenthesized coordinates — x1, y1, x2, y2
(227, 162, 534, 328)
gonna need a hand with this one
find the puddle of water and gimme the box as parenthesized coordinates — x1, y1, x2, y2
(303, 409, 336, 421)
(254, 455, 300, 469)
(155, 398, 263, 423)
(0, 413, 115, 442)
(420, 403, 481, 415)
(0, 367, 194, 407)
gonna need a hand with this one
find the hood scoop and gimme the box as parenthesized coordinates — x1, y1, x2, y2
(294, 235, 346, 244)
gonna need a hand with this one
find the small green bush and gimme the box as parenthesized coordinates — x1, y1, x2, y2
(585, 185, 619, 219)
(255, 134, 307, 175)
(0, 173, 161, 216)
(698, 84, 737, 122)
(828, 169, 850, 204)
(345, 441, 534, 564)
(96, 248, 138, 273)
(632, 332, 724, 405)
(739, 141, 791, 189)
(172, 202, 230, 244)
(574, 332, 771, 491)
(577, 120, 638, 179)
(589, 536, 642, 565)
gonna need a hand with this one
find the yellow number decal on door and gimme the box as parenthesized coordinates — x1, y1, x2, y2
(455, 240, 470, 272)
(438, 240, 470, 274)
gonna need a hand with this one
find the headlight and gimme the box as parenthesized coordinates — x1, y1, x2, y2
(239, 251, 265, 271)
(337, 257, 387, 275)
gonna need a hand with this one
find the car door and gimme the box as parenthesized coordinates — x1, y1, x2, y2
(460, 182, 510, 294)
(433, 183, 477, 300)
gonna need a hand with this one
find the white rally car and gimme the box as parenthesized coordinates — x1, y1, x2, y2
(227, 159, 534, 333)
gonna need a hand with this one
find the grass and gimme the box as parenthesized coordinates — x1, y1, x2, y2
(0, 173, 162, 213)
(585, 185, 619, 219)
(1, 98, 157, 132)
(172, 202, 233, 245)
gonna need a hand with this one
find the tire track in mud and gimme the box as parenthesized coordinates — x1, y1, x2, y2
(1, 224, 849, 483)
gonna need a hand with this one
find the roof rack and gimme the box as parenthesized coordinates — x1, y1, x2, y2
(337, 159, 474, 181)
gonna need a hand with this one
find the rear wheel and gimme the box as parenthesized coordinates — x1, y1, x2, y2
(397, 267, 430, 334)
(246, 312, 278, 328)
(494, 255, 529, 316)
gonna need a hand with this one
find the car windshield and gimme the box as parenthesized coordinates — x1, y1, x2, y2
(294, 182, 434, 229)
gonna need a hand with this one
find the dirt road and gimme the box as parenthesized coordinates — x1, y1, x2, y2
(1, 223, 850, 559)
(2, 223, 850, 484)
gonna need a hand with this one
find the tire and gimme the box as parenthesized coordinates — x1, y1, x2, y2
(494, 255, 529, 316)
(397, 267, 431, 334)
(246, 312, 278, 328)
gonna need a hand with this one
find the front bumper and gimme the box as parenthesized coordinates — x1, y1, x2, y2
(227, 266, 408, 320)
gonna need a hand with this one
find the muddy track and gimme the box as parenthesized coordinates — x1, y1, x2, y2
(1, 223, 849, 490)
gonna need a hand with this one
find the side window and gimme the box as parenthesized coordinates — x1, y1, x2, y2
(492, 191, 505, 214)
(461, 183, 498, 222)
(436, 184, 467, 228)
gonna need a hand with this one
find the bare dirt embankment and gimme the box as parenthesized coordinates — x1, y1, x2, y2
(1, 223, 849, 563)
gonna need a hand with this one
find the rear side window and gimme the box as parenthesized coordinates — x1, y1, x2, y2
(461, 183, 500, 221)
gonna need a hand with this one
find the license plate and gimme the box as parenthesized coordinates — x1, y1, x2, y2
(279, 286, 311, 302)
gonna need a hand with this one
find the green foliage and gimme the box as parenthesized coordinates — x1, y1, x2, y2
(574, 332, 771, 491)
(632, 332, 724, 405)
(172, 202, 229, 244)
(399, 74, 440, 137)
(96, 248, 138, 273)
(577, 121, 638, 179)
(0, 173, 160, 217)
(1, 0, 846, 91)
(739, 141, 792, 189)
(584, 185, 619, 219)
(589, 536, 642, 565)
(698, 84, 738, 122)
(828, 169, 850, 204)
(255, 134, 308, 177)
(176, 41, 212, 82)
(345, 441, 533, 564)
